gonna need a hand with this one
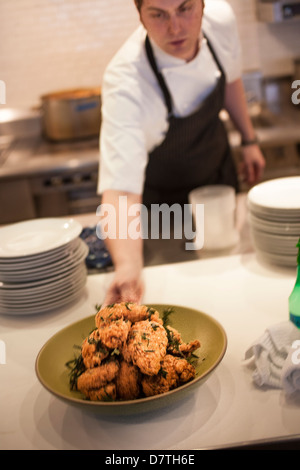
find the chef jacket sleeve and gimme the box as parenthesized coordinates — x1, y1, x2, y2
(98, 73, 148, 196)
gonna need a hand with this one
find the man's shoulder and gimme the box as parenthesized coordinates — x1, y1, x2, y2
(203, 0, 237, 31)
(103, 26, 147, 83)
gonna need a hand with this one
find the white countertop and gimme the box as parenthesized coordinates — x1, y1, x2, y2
(0, 252, 299, 450)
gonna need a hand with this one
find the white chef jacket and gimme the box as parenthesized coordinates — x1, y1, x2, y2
(98, 0, 242, 196)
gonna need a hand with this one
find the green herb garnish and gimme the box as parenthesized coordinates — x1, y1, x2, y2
(65, 347, 85, 390)
(111, 348, 120, 356)
(162, 307, 175, 327)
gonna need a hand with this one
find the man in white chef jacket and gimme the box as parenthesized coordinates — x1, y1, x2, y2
(97, 0, 265, 306)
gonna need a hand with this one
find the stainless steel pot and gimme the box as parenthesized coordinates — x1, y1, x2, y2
(41, 87, 101, 141)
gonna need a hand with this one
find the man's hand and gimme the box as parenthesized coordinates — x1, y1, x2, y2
(225, 78, 266, 186)
(102, 265, 144, 308)
(240, 144, 266, 185)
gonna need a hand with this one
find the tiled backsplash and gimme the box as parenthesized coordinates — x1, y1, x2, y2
(0, 0, 140, 108)
(227, 0, 300, 77)
(0, 0, 300, 108)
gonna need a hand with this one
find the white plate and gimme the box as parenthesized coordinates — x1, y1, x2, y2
(0, 264, 87, 292)
(251, 232, 298, 246)
(0, 241, 88, 282)
(0, 283, 87, 311)
(0, 274, 87, 306)
(0, 279, 86, 309)
(0, 237, 81, 267)
(0, 271, 84, 296)
(255, 249, 297, 267)
(0, 286, 86, 315)
(248, 201, 300, 219)
(253, 240, 297, 252)
(0, 218, 82, 258)
(0, 278, 86, 308)
(248, 176, 300, 210)
(248, 204, 300, 223)
(249, 214, 300, 235)
(252, 241, 297, 256)
(250, 228, 299, 244)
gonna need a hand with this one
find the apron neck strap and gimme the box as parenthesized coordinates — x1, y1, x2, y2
(145, 33, 225, 119)
(145, 35, 173, 118)
(204, 34, 226, 76)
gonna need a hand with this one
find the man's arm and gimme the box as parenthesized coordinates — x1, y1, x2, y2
(99, 189, 144, 307)
(224, 78, 266, 185)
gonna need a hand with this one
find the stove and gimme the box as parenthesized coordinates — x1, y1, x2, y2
(0, 133, 100, 224)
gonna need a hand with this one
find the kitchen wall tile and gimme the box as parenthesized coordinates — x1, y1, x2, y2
(0, 0, 299, 109)
(0, 0, 139, 108)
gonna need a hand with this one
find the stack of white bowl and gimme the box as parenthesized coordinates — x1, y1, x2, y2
(247, 176, 300, 267)
(0, 218, 88, 315)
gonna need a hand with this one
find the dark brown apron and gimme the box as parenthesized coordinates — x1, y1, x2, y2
(143, 34, 239, 206)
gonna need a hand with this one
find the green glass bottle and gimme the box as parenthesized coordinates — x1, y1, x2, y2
(289, 238, 300, 328)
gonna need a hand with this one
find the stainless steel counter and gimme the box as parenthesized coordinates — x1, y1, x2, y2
(1, 99, 299, 181)
(0, 77, 299, 224)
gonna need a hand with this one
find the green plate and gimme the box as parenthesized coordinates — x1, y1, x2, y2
(35, 304, 227, 415)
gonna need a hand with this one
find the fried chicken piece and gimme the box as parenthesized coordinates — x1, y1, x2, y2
(141, 354, 196, 397)
(141, 354, 178, 396)
(120, 303, 163, 324)
(98, 318, 131, 350)
(95, 304, 126, 327)
(81, 328, 109, 369)
(94, 303, 132, 351)
(123, 320, 168, 376)
(179, 339, 201, 357)
(77, 360, 119, 395)
(173, 356, 196, 383)
(115, 360, 141, 400)
(86, 383, 117, 401)
(95, 303, 162, 327)
(166, 325, 201, 357)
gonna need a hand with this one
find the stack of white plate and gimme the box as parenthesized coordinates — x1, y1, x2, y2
(247, 176, 300, 267)
(0, 218, 88, 315)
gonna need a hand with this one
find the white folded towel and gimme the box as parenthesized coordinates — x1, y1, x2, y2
(244, 321, 300, 393)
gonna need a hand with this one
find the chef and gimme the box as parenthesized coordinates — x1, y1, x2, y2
(98, 0, 265, 305)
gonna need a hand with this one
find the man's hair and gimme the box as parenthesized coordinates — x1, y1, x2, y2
(134, 0, 205, 12)
(134, 0, 142, 11)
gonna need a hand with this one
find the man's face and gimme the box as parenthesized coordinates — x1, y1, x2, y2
(139, 0, 204, 62)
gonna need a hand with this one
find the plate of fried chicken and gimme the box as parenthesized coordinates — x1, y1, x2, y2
(36, 303, 227, 415)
